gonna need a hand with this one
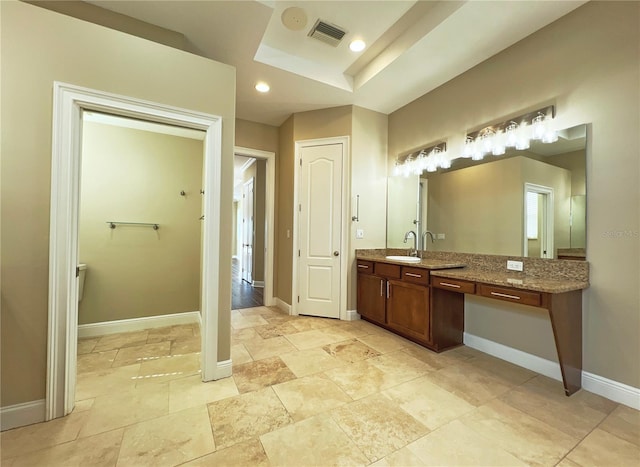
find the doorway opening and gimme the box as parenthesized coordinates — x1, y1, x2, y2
(524, 183, 554, 258)
(47, 82, 224, 421)
(232, 147, 276, 310)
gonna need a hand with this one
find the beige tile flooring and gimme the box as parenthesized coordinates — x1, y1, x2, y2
(2, 306, 639, 466)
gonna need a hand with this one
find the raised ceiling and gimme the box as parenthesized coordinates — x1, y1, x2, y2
(83, 0, 587, 126)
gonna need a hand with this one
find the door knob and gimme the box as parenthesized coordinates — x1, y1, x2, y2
(333, 251, 339, 256)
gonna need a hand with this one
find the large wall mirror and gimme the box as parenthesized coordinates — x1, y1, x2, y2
(386, 124, 587, 259)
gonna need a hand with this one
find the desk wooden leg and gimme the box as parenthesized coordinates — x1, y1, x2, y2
(547, 290, 582, 396)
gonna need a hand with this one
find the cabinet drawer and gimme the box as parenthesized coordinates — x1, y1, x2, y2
(401, 266, 429, 286)
(375, 262, 401, 279)
(356, 260, 374, 274)
(477, 284, 541, 307)
(431, 277, 475, 294)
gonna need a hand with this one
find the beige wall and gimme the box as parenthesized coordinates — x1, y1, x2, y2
(0, 1, 236, 407)
(549, 149, 586, 196)
(349, 106, 389, 309)
(276, 116, 294, 302)
(427, 157, 523, 255)
(389, 1, 640, 387)
(235, 118, 279, 154)
(79, 122, 202, 324)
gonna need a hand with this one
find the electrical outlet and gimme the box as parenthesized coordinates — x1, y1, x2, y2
(437, 233, 445, 240)
(356, 229, 364, 239)
(507, 260, 524, 272)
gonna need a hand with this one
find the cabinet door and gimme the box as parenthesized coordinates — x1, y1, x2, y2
(357, 273, 386, 325)
(386, 280, 430, 343)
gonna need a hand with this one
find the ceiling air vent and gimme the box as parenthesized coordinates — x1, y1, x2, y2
(308, 19, 347, 47)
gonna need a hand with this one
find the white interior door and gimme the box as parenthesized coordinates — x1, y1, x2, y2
(297, 143, 342, 318)
(242, 178, 254, 283)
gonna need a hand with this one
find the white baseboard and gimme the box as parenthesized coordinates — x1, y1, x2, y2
(1, 399, 45, 431)
(252, 280, 265, 288)
(275, 298, 291, 315)
(463, 332, 562, 381)
(78, 311, 201, 338)
(214, 359, 233, 379)
(342, 309, 361, 321)
(463, 332, 640, 410)
(583, 371, 640, 410)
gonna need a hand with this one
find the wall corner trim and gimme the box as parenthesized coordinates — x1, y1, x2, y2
(464, 332, 640, 410)
(214, 359, 233, 379)
(0, 399, 46, 432)
(342, 309, 361, 321)
(275, 298, 292, 315)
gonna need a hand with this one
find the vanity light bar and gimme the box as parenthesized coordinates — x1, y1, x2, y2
(463, 105, 557, 160)
(393, 142, 448, 177)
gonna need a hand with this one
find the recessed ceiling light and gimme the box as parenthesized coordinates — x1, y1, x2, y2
(255, 82, 270, 93)
(349, 39, 366, 52)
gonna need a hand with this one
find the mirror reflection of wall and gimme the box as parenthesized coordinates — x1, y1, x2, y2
(386, 175, 420, 248)
(386, 124, 587, 259)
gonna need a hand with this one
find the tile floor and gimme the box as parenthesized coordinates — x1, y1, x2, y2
(1, 306, 639, 466)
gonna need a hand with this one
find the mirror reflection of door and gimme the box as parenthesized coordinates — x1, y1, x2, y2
(524, 183, 554, 258)
(242, 177, 254, 284)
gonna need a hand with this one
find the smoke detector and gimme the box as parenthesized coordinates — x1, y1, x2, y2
(281, 7, 308, 31)
(308, 19, 347, 47)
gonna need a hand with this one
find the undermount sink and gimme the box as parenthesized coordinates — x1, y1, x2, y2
(385, 255, 421, 263)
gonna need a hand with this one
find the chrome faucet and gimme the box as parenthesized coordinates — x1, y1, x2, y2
(403, 230, 418, 256)
(422, 230, 435, 248)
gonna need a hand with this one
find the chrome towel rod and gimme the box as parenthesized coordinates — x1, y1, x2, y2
(107, 221, 159, 230)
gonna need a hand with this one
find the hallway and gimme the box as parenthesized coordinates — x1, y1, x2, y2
(231, 258, 263, 309)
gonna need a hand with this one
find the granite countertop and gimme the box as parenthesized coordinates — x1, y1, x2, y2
(356, 253, 465, 270)
(430, 268, 589, 293)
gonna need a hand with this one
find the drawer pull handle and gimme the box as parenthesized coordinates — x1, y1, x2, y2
(357, 264, 369, 269)
(440, 282, 461, 288)
(405, 272, 422, 278)
(491, 292, 521, 300)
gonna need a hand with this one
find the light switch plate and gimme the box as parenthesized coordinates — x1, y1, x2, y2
(437, 233, 445, 240)
(507, 260, 524, 271)
(356, 229, 364, 239)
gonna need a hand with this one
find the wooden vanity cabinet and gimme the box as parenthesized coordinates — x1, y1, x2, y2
(356, 260, 432, 348)
(386, 279, 430, 343)
(356, 267, 386, 325)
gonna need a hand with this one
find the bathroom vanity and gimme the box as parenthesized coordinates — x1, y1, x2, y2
(356, 250, 589, 396)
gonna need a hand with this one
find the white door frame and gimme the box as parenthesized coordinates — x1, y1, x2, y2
(234, 146, 276, 306)
(292, 136, 349, 319)
(47, 82, 224, 421)
(523, 183, 554, 258)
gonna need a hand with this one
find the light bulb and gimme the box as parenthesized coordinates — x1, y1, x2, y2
(492, 130, 506, 155)
(505, 122, 518, 147)
(515, 122, 530, 150)
(392, 161, 401, 177)
(532, 113, 546, 140)
(349, 39, 366, 52)
(439, 152, 451, 169)
(463, 136, 475, 158)
(481, 130, 495, 154)
(542, 129, 558, 143)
